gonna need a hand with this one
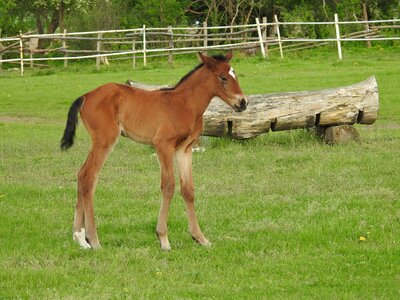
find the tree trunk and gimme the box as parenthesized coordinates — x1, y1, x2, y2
(362, 1, 372, 48)
(35, 14, 47, 49)
(59, 1, 65, 33)
(35, 8, 60, 49)
(48, 11, 59, 35)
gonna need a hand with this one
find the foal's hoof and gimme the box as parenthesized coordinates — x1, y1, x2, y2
(160, 243, 172, 251)
(156, 231, 171, 251)
(90, 243, 102, 250)
(202, 240, 212, 247)
(192, 236, 212, 247)
(73, 228, 91, 249)
(199, 240, 212, 248)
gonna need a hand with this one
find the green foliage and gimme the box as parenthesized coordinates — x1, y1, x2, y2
(0, 0, 91, 36)
(2, 0, 399, 37)
(123, 0, 189, 28)
(66, 0, 122, 31)
(280, 3, 317, 38)
(0, 0, 33, 35)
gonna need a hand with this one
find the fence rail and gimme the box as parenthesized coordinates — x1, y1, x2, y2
(0, 14, 399, 75)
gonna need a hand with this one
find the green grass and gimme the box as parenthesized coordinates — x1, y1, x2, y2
(1, 46, 400, 299)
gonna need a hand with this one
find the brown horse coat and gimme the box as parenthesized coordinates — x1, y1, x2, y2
(61, 52, 247, 250)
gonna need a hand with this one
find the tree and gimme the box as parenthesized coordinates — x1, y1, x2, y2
(0, 1, 91, 41)
(66, 0, 125, 32)
(0, 0, 32, 35)
(1, 0, 398, 39)
(26, 0, 91, 34)
(185, 0, 256, 27)
(124, 0, 189, 28)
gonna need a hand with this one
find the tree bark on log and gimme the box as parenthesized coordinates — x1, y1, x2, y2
(126, 76, 379, 139)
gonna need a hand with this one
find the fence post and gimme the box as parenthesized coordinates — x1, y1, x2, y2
(132, 39, 136, 69)
(96, 32, 102, 70)
(256, 18, 266, 58)
(29, 37, 34, 68)
(62, 28, 68, 67)
(143, 25, 147, 67)
(262, 16, 269, 58)
(274, 15, 284, 59)
(0, 29, 3, 69)
(203, 22, 208, 53)
(168, 26, 174, 65)
(334, 14, 343, 60)
(19, 31, 24, 76)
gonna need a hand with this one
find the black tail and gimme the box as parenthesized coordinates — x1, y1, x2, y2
(60, 97, 84, 150)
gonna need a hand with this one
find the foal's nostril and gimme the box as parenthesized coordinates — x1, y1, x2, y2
(240, 99, 247, 109)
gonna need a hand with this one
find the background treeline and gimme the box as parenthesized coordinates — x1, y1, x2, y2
(1, 0, 399, 38)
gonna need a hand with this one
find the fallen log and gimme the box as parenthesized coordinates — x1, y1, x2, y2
(126, 76, 379, 140)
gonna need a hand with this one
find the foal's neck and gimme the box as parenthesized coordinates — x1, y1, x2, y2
(173, 66, 215, 117)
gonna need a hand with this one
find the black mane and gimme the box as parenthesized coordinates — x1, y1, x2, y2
(160, 54, 228, 91)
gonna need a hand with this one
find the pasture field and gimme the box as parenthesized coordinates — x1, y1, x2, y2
(1, 46, 399, 299)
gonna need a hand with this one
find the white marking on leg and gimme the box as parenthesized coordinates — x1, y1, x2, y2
(73, 228, 91, 249)
(229, 67, 236, 80)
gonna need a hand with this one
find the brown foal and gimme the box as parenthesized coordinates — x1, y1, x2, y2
(61, 52, 247, 250)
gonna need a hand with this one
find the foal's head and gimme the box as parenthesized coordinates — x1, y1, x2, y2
(199, 52, 248, 112)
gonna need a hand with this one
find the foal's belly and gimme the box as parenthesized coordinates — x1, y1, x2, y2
(119, 122, 154, 145)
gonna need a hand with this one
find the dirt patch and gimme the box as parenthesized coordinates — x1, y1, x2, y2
(0, 115, 63, 125)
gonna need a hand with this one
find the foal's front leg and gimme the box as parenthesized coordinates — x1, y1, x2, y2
(155, 145, 175, 251)
(175, 147, 210, 247)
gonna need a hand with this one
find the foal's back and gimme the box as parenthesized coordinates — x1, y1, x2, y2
(80, 83, 194, 146)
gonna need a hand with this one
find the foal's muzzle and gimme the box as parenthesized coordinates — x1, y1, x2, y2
(234, 97, 248, 112)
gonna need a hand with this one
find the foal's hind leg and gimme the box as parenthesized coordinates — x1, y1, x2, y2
(73, 131, 119, 249)
(73, 185, 89, 248)
(175, 147, 210, 247)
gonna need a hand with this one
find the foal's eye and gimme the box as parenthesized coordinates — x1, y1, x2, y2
(219, 75, 228, 82)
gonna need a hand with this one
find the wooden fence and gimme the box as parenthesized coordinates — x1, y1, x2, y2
(0, 14, 399, 76)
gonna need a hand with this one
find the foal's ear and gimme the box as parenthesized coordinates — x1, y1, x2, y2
(225, 51, 233, 62)
(198, 52, 217, 70)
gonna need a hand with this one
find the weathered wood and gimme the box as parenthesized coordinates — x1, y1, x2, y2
(96, 33, 102, 70)
(126, 76, 379, 139)
(168, 26, 174, 66)
(0, 29, 2, 69)
(62, 29, 68, 68)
